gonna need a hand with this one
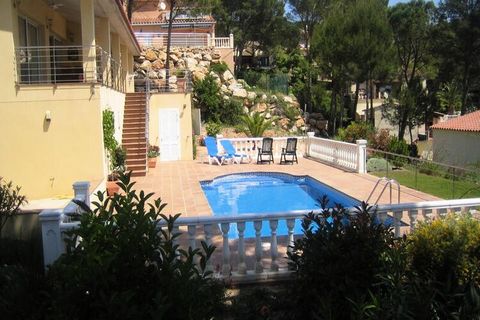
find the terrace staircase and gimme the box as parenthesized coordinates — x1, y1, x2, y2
(122, 92, 147, 177)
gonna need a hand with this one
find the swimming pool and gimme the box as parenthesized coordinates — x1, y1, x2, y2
(200, 172, 360, 238)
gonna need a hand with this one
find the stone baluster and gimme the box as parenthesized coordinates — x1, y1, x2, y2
(286, 218, 295, 254)
(204, 224, 213, 272)
(187, 225, 197, 265)
(221, 223, 231, 277)
(237, 222, 247, 275)
(408, 209, 419, 232)
(254, 220, 263, 273)
(269, 219, 279, 272)
(393, 210, 403, 238)
(378, 210, 388, 225)
(423, 209, 434, 222)
(437, 208, 448, 218)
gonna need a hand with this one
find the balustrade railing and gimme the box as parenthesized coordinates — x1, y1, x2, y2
(14, 45, 127, 92)
(39, 184, 480, 283)
(217, 136, 306, 161)
(306, 137, 367, 173)
(134, 32, 234, 49)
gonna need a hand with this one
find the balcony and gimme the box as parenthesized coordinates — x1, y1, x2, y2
(14, 45, 127, 92)
(134, 32, 233, 49)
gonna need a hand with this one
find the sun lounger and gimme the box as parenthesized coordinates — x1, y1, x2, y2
(220, 140, 250, 164)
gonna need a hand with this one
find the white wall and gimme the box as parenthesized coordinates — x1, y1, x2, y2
(432, 130, 480, 167)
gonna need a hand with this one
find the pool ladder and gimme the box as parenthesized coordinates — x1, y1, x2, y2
(366, 177, 401, 205)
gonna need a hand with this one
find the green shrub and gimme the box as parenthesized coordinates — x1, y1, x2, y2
(209, 62, 229, 74)
(418, 161, 443, 176)
(408, 214, 480, 286)
(47, 172, 225, 319)
(387, 136, 409, 156)
(287, 200, 394, 319)
(219, 97, 243, 126)
(193, 74, 222, 123)
(336, 121, 375, 143)
(367, 157, 392, 172)
(205, 121, 222, 137)
(0, 180, 27, 237)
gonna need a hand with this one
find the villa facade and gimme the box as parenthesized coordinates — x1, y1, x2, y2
(0, 0, 140, 199)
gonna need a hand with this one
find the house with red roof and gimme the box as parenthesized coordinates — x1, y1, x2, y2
(430, 110, 480, 167)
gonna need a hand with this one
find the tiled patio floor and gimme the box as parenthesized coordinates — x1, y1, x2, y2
(133, 148, 439, 217)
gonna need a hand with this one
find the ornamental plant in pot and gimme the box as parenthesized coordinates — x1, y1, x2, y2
(106, 146, 126, 196)
(147, 145, 160, 168)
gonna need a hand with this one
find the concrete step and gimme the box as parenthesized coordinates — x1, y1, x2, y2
(123, 138, 146, 145)
(126, 158, 146, 166)
(123, 127, 145, 134)
(123, 132, 145, 138)
(123, 119, 146, 125)
(124, 113, 146, 120)
(130, 170, 147, 177)
(126, 164, 147, 172)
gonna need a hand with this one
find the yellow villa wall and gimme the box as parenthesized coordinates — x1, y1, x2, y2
(149, 93, 193, 161)
(0, 85, 106, 199)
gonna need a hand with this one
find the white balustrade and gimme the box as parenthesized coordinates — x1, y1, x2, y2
(306, 136, 361, 172)
(134, 32, 233, 49)
(40, 182, 480, 283)
(218, 136, 306, 162)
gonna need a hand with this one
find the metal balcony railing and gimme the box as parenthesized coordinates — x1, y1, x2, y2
(14, 45, 127, 92)
(134, 69, 192, 93)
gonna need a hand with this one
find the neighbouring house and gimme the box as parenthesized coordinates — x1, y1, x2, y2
(130, 0, 234, 71)
(431, 110, 480, 167)
(0, 0, 140, 200)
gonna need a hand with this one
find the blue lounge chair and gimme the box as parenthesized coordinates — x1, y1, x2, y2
(204, 136, 228, 165)
(220, 140, 250, 164)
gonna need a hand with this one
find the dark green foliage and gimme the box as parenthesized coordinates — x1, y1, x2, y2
(193, 74, 223, 123)
(47, 173, 225, 320)
(0, 180, 27, 236)
(209, 62, 229, 74)
(205, 121, 222, 137)
(193, 75, 243, 124)
(387, 136, 409, 156)
(239, 69, 289, 95)
(102, 109, 117, 153)
(336, 121, 375, 143)
(287, 200, 394, 319)
(229, 287, 286, 320)
(111, 146, 126, 170)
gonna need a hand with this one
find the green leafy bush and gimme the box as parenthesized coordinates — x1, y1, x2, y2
(193, 74, 222, 123)
(47, 173, 225, 319)
(193, 75, 243, 125)
(367, 157, 392, 172)
(287, 200, 394, 319)
(102, 109, 117, 152)
(219, 97, 243, 126)
(0, 179, 27, 236)
(387, 136, 409, 156)
(209, 62, 229, 74)
(237, 112, 273, 137)
(408, 214, 480, 286)
(205, 121, 222, 137)
(336, 121, 375, 143)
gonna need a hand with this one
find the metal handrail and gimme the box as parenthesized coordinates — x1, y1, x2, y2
(366, 177, 401, 205)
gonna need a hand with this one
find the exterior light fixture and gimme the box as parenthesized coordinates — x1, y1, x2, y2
(157, 1, 166, 11)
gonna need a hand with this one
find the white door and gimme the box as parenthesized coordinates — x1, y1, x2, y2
(159, 108, 180, 161)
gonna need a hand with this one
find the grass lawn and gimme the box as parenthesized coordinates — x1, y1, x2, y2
(371, 169, 480, 199)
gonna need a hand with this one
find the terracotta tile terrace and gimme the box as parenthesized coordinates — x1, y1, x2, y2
(133, 147, 439, 217)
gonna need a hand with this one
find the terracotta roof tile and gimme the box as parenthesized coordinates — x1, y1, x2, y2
(431, 110, 480, 132)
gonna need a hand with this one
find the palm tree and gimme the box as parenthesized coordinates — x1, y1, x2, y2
(238, 112, 273, 137)
(436, 81, 462, 115)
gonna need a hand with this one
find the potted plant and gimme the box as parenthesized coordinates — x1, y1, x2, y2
(148, 145, 160, 168)
(106, 146, 126, 196)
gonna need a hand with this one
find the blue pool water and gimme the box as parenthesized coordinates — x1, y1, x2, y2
(201, 172, 360, 238)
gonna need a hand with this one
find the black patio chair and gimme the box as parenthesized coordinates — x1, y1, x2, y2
(280, 138, 298, 164)
(257, 137, 274, 164)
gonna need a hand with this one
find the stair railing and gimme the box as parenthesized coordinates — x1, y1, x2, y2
(366, 177, 401, 205)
